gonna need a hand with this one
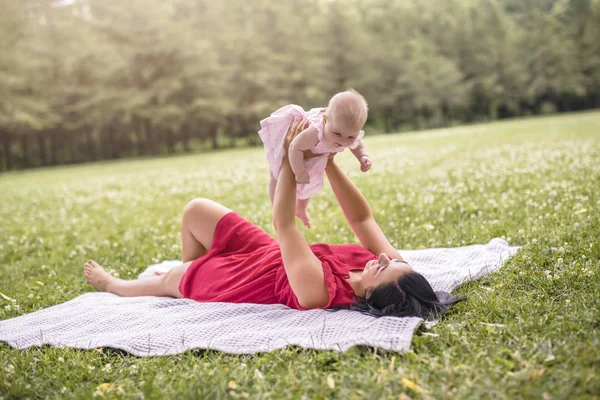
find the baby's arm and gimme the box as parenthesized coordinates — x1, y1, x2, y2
(349, 140, 371, 172)
(289, 125, 319, 183)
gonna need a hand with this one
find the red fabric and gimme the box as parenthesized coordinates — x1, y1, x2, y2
(178, 212, 378, 310)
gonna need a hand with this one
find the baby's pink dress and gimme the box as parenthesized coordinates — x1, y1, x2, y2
(258, 104, 365, 199)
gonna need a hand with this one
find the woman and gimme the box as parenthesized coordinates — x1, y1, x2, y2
(84, 120, 462, 318)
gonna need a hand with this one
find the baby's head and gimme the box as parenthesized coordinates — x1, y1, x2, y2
(323, 89, 368, 148)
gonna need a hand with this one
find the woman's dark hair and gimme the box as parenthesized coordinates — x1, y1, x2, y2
(329, 271, 466, 319)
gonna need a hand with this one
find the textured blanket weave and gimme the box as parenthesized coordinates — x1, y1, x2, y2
(0, 239, 518, 356)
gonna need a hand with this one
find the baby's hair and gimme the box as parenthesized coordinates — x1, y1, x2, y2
(327, 88, 369, 130)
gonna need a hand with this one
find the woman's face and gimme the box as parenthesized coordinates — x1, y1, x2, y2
(361, 253, 414, 289)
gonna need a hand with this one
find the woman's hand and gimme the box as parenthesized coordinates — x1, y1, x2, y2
(327, 152, 337, 164)
(284, 119, 319, 160)
(284, 119, 310, 152)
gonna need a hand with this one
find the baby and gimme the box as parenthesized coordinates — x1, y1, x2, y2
(258, 89, 371, 228)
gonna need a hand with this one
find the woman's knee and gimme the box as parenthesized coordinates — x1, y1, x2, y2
(183, 198, 211, 216)
(183, 198, 231, 223)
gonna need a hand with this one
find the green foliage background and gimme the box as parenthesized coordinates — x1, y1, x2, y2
(1, 0, 600, 170)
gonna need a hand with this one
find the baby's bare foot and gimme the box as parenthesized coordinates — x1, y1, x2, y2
(295, 171, 310, 184)
(84, 260, 116, 292)
(295, 210, 312, 229)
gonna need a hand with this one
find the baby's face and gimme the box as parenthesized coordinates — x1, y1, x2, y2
(323, 114, 361, 148)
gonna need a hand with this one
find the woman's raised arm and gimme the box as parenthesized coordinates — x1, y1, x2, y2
(324, 157, 403, 260)
(272, 120, 329, 309)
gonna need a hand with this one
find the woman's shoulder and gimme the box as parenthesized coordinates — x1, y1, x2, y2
(330, 243, 376, 256)
(311, 243, 376, 261)
(310, 242, 369, 251)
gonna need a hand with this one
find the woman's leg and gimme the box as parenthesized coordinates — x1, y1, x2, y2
(180, 198, 232, 262)
(84, 198, 232, 297)
(84, 259, 191, 298)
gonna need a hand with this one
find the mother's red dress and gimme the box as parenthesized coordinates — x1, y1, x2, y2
(178, 212, 377, 310)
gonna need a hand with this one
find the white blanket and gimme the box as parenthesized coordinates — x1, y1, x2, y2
(0, 239, 518, 356)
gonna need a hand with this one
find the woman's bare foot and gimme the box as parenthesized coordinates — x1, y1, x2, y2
(84, 260, 116, 292)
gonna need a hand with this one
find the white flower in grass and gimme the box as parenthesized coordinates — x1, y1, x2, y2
(4, 305, 11, 311)
(544, 270, 553, 279)
(101, 363, 112, 372)
(557, 258, 563, 265)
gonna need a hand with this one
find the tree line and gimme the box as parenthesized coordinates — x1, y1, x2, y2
(1, 0, 599, 171)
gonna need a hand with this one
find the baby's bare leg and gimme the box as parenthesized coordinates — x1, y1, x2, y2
(268, 175, 277, 204)
(295, 197, 312, 228)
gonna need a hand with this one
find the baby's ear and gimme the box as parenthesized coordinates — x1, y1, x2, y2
(322, 115, 327, 124)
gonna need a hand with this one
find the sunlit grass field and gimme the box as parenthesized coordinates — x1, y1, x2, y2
(1, 111, 599, 399)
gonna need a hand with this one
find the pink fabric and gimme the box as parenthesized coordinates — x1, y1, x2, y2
(178, 212, 378, 310)
(258, 104, 365, 199)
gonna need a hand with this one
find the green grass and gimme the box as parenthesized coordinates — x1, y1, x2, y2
(1, 111, 599, 399)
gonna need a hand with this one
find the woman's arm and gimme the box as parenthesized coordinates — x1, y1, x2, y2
(273, 120, 329, 309)
(324, 157, 403, 260)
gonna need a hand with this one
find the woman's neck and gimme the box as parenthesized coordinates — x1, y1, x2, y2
(347, 270, 366, 297)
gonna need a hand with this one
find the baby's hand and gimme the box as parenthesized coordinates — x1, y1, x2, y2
(296, 171, 310, 184)
(360, 156, 371, 172)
